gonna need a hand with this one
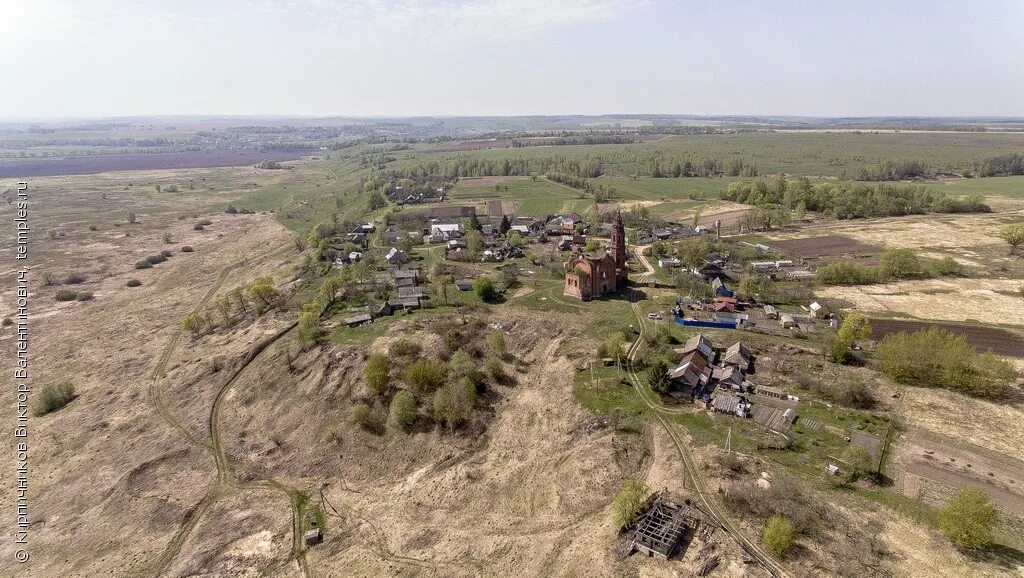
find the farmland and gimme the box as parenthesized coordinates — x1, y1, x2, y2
(867, 318, 1024, 358)
(0, 150, 308, 178)
(770, 235, 881, 258)
(448, 175, 593, 216)
(4, 119, 1024, 578)
(418, 130, 1024, 177)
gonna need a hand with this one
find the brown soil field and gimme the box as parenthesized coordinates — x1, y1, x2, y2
(770, 235, 880, 258)
(899, 387, 1024, 461)
(893, 430, 1024, 514)
(0, 150, 306, 178)
(0, 210, 295, 576)
(868, 318, 1024, 358)
(818, 277, 1024, 327)
(771, 211, 1021, 251)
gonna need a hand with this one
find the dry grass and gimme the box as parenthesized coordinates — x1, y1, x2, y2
(817, 278, 1024, 326)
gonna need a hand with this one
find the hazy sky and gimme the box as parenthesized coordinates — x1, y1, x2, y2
(3, 0, 1024, 119)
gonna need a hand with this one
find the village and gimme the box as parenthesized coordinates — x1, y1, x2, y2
(318, 188, 917, 571)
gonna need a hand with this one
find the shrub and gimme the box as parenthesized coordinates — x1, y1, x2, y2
(134, 260, 153, 269)
(75, 291, 94, 301)
(814, 260, 878, 285)
(88, 224, 98, 231)
(473, 277, 497, 302)
(484, 357, 506, 381)
(388, 339, 421, 358)
(1, 317, 12, 327)
(486, 330, 507, 359)
(611, 478, 650, 529)
(930, 256, 967, 277)
(402, 358, 448, 397)
(55, 290, 77, 301)
(126, 279, 143, 287)
(762, 516, 794, 558)
(160, 250, 173, 258)
(146, 254, 167, 265)
(164, 184, 179, 193)
(351, 403, 371, 427)
(32, 381, 75, 416)
(938, 486, 999, 549)
(878, 249, 928, 280)
(365, 353, 390, 395)
(181, 245, 195, 253)
(64, 274, 86, 285)
(876, 328, 1016, 397)
(443, 328, 463, 353)
(388, 391, 417, 432)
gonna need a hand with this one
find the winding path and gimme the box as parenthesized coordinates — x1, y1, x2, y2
(145, 252, 312, 578)
(624, 246, 790, 578)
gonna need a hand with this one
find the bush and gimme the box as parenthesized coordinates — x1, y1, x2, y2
(878, 249, 928, 280)
(814, 260, 878, 285)
(611, 478, 650, 529)
(134, 260, 153, 269)
(877, 328, 1016, 397)
(351, 403, 371, 427)
(365, 353, 390, 395)
(160, 249, 173, 258)
(181, 245, 195, 253)
(762, 516, 794, 558)
(32, 381, 75, 416)
(388, 339, 421, 358)
(473, 277, 497, 302)
(938, 487, 999, 549)
(55, 290, 77, 301)
(930, 256, 967, 277)
(64, 274, 86, 285)
(402, 358, 448, 397)
(88, 224, 98, 231)
(484, 357, 506, 381)
(75, 291, 94, 301)
(126, 279, 143, 287)
(388, 391, 417, 432)
(146, 254, 167, 265)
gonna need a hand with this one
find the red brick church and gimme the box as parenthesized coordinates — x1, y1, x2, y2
(563, 212, 628, 301)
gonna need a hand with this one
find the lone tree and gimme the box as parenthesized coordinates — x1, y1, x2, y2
(647, 359, 670, 394)
(473, 277, 497, 303)
(1000, 223, 1024, 255)
(762, 515, 794, 558)
(828, 312, 872, 364)
(938, 486, 999, 549)
(611, 478, 650, 529)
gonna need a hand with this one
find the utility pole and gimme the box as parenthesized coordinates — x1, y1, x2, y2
(726, 426, 732, 454)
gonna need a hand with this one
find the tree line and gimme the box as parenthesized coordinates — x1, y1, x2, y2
(722, 177, 990, 219)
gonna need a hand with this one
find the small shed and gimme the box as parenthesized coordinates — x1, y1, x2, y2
(763, 305, 778, 319)
(345, 313, 372, 327)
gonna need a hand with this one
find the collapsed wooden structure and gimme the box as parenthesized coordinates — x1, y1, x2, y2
(629, 492, 700, 559)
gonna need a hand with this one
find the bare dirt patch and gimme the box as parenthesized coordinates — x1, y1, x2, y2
(770, 235, 880, 258)
(818, 277, 1024, 327)
(899, 387, 1024, 461)
(892, 430, 1024, 515)
(868, 318, 1024, 358)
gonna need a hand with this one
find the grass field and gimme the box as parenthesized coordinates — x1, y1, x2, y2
(448, 175, 594, 216)
(596, 176, 741, 200)
(924, 175, 1024, 199)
